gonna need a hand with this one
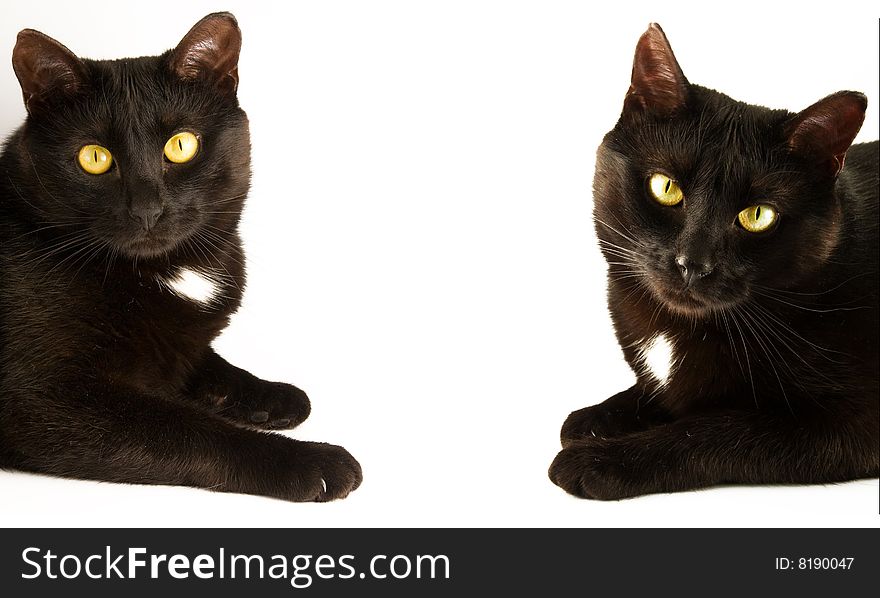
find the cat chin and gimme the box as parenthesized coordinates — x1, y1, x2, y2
(116, 236, 181, 260)
(647, 283, 743, 319)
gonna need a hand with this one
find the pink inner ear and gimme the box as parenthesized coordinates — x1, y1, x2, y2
(786, 92, 867, 177)
(625, 23, 688, 115)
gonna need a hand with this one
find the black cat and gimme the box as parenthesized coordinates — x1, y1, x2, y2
(550, 24, 878, 499)
(0, 13, 362, 502)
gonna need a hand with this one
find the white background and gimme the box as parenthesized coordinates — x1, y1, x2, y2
(0, 0, 877, 528)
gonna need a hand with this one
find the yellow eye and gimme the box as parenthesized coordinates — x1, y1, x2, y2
(737, 204, 778, 233)
(648, 173, 683, 206)
(164, 132, 199, 163)
(78, 145, 113, 175)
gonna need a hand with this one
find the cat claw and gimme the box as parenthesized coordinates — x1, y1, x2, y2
(320, 478, 327, 493)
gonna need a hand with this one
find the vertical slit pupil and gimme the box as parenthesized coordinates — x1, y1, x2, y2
(664, 179, 671, 193)
(93, 149, 98, 162)
(178, 138, 183, 151)
(755, 206, 762, 220)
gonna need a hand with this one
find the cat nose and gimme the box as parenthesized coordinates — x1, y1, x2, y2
(129, 205, 164, 231)
(675, 255, 714, 287)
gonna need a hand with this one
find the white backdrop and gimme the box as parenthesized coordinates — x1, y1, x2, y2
(0, 0, 877, 528)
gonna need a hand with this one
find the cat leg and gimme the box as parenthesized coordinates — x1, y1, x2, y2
(186, 349, 311, 430)
(549, 402, 878, 500)
(560, 385, 671, 446)
(6, 386, 362, 502)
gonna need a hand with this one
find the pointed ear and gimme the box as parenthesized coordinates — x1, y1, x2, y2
(624, 23, 688, 117)
(785, 91, 867, 178)
(12, 29, 86, 114)
(168, 12, 242, 94)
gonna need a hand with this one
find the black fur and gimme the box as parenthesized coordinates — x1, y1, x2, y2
(0, 13, 362, 502)
(549, 24, 879, 499)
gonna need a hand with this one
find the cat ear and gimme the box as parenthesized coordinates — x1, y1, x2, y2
(12, 29, 86, 114)
(785, 91, 867, 177)
(168, 12, 242, 94)
(624, 23, 688, 116)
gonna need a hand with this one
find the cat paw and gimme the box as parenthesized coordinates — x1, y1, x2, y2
(214, 381, 311, 430)
(548, 441, 634, 500)
(561, 405, 637, 446)
(284, 442, 363, 502)
(560, 391, 668, 447)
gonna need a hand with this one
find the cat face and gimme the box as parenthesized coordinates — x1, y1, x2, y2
(10, 13, 250, 260)
(594, 24, 866, 317)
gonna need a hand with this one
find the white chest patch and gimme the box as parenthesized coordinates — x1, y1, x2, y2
(638, 333, 675, 386)
(159, 267, 223, 305)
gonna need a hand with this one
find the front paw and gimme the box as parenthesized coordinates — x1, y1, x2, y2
(560, 404, 638, 446)
(284, 442, 363, 502)
(548, 440, 636, 501)
(560, 390, 666, 446)
(215, 381, 311, 430)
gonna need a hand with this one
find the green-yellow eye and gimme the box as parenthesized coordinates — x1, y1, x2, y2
(737, 204, 778, 233)
(164, 132, 199, 163)
(78, 145, 113, 175)
(648, 173, 683, 206)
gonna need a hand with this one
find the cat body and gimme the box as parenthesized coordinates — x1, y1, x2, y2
(550, 24, 879, 499)
(0, 13, 362, 501)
